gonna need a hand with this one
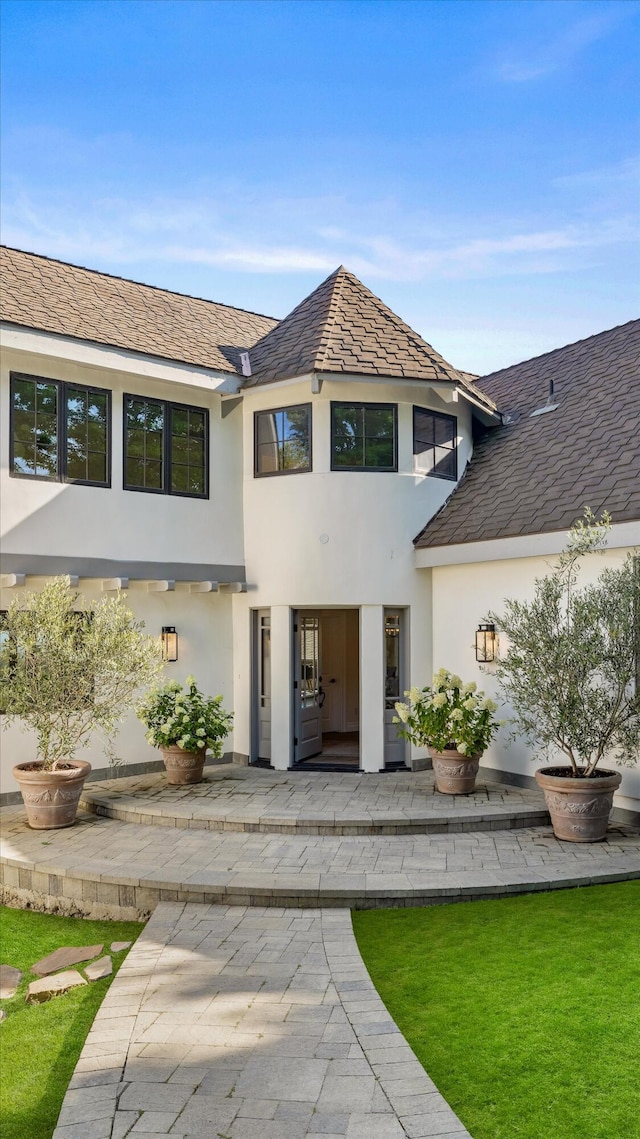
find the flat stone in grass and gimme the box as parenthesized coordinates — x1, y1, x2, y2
(110, 941, 131, 953)
(0, 964, 22, 998)
(31, 945, 103, 976)
(27, 970, 87, 1003)
(85, 956, 113, 981)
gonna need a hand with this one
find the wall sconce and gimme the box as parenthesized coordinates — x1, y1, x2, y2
(161, 626, 178, 662)
(475, 623, 496, 663)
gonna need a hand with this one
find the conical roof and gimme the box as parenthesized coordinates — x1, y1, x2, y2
(245, 266, 478, 391)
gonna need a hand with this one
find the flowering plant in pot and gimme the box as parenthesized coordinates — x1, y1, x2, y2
(394, 670, 501, 793)
(0, 576, 162, 829)
(490, 511, 640, 841)
(136, 675, 233, 784)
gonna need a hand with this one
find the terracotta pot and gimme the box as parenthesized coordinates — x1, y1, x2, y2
(429, 748, 481, 795)
(161, 745, 205, 785)
(535, 767, 621, 842)
(13, 760, 91, 830)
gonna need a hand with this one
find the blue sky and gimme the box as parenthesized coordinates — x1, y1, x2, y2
(1, 0, 638, 373)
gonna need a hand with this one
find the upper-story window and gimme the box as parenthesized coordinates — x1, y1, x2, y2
(413, 407, 457, 481)
(331, 402, 397, 471)
(124, 396, 208, 497)
(254, 404, 311, 476)
(10, 373, 110, 486)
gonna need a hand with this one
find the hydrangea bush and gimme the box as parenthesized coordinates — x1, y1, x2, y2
(394, 668, 501, 756)
(136, 675, 233, 756)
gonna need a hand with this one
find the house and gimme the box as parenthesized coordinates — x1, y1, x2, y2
(1, 245, 639, 818)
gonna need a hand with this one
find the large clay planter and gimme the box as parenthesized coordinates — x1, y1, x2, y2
(429, 748, 481, 795)
(535, 767, 621, 842)
(13, 760, 91, 829)
(161, 745, 205, 785)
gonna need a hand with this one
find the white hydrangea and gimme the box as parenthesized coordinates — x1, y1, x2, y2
(197, 740, 205, 748)
(450, 708, 464, 721)
(449, 674, 462, 689)
(457, 741, 468, 754)
(196, 728, 205, 736)
(432, 693, 448, 708)
(394, 702, 410, 723)
(461, 682, 477, 695)
(481, 698, 498, 712)
(463, 697, 478, 711)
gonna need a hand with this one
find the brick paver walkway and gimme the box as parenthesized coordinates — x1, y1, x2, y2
(53, 902, 471, 1139)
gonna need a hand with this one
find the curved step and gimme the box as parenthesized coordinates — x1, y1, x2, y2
(79, 767, 550, 835)
(2, 805, 638, 918)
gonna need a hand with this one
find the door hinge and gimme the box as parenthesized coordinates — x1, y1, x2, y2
(293, 680, 298, 689)
(293, 623, 298, 633)
(294, 737, 298, 746)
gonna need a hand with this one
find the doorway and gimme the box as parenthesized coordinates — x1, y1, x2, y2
(293, 609, 360, 770)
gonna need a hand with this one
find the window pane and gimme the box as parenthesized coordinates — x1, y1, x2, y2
(144, 460, 163, 489)
(189, 469, 205, 495)
(13, 410, 34, 443)
(172, 435, 188, 463)
(126, 457, 145, 487)
(365, 407, 394, 438)
(432, 447, 456, 479)
(13, 379, 35, 413)
(171, 463, 189, 493)
(66, 452, 87, 481)
(12, 441, 36, 475)
(172, 408, 188, 436)
(256, 406, 309, 474)
(365, 437, 394, 468)
(88, 451, 107, 484)
(333, 437, 363, 466)
(434, 415, 455, 446)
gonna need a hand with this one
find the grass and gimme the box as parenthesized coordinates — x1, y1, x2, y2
(353, 881, 640, 1139)
(0, 905, 144, 1139)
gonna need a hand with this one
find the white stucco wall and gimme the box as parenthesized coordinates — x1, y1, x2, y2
(0, 580, 235, 794)
(0, 338, 244, 568)
(429, 540, 640, 814)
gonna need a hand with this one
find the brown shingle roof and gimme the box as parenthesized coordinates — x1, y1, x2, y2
(245, 266, 496, 410)
(415, 320, 640, 549)
(0, 246, 277, 373)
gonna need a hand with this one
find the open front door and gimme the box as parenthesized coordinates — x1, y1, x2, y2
(294, 613, 323, 761)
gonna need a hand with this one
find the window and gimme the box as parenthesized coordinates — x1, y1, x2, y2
(124, 396, 208, 497)
(413, 407, 457, 481)
(10, 374, 110, 486)
(254, 404, 311, 476)
(331, 402, 397, 471)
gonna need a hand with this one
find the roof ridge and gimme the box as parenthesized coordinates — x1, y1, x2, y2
(0, 244, 279, 324)
(317, 267, 348, 370)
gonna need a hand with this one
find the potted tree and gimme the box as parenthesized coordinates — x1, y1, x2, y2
(394, 670, 501, 794)
(490, 511, 640, 841)
(1, 576, 161, 829)
(136, 675, 233, 785)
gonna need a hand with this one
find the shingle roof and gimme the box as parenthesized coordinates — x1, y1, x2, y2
(245, 266, 496, 410)
(0, 246, 277, 373)
(415, 320, 640, 548)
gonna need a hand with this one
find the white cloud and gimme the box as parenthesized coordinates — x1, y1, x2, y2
(495, 11, 625, 83)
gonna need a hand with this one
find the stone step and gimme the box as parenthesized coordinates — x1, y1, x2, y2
(2, 806, 638, 919)
(79, 769, 551, 836)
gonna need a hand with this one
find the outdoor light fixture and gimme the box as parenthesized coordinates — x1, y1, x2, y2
(475, 623, 497, 663)
(161, 626, 178, 662)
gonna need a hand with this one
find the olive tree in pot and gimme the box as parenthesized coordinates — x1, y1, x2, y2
(490, 511, 640, 842)
(1, 576, 162, 829)
(394, 670, 502, 794)
(136, 675, 233, 785)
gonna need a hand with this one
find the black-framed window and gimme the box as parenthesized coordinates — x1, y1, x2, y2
(331, 402, 397, 471)
(10, 373, 110, 486)
(413, 407, 458, 481)
(123, 395, 208, 497)
(254, 404, 311, 476)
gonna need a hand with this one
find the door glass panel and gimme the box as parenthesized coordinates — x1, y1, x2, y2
(260, 616, 271, 708)
(300, 616, 320, 707)
(385, 614, 401, 708)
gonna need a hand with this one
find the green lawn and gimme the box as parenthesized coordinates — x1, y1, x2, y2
(0, 906, 144, 1139)
(353, 882, 640, 1139)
